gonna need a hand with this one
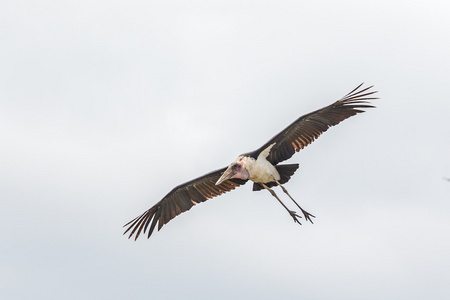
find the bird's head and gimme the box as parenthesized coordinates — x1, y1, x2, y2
(215, 156, 249, 185)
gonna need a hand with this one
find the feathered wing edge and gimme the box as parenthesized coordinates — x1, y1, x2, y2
(252, 83, 378, 165)
(123, 168, 247, 240)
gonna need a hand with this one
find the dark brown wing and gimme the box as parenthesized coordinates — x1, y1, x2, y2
(123, 167, 247, 240)
(250, 83, 378, 165)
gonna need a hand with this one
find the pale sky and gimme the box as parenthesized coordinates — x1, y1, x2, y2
(1, 1, 450, 299)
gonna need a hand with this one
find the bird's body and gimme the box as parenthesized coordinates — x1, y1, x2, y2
(246, 155, 281, 183)
(230, 144, 281, 184)
(124, 83, 378, 240)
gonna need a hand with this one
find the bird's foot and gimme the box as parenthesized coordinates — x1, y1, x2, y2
(300, 208, 315, 224)
(289, 210, 303, 225)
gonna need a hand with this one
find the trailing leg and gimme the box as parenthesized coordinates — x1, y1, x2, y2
(275, 180, 315, 224)
(261, 183, 303, 225)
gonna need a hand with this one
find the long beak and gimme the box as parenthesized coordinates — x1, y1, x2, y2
(215, 167, 235, 185)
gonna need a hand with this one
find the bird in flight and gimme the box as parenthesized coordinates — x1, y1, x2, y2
(124, 83, 378, 240)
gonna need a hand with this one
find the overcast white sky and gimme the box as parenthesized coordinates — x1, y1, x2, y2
(1, 1, 450, 299)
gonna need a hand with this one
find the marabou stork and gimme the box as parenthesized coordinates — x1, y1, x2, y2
(124, 83, 377, 240)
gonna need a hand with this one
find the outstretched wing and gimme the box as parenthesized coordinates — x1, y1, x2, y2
(250, 83, 377, 165)
(123, 168, 247, 240)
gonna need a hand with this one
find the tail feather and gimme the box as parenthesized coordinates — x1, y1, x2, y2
(252, 163, 299, 191)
